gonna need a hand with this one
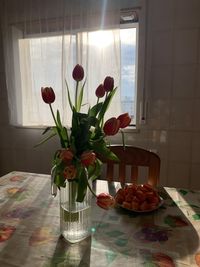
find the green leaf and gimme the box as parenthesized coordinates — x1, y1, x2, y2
(65, 80, 73, 111)
(76, 168, 88, 202)
(54, 173, 66, 188)
(88, 158, 102, 181)
(56, 110, 69, 147)
(56, 110, 62, 128)
(34, 131, 57, 147)
(92, 140, 119, 161)
(89, 102, 103, 117)
(71, 110, 92, 154)
(88, 116, 98, 128)
(77, 79, 86, 112)
(42, 127, 52, 135)
(98, 87, 117, 121)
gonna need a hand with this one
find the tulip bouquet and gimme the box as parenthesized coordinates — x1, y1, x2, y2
(40, 64, 131, 210)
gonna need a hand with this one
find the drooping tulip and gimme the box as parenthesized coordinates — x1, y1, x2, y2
(96, 193, 115, 210)
(41, 87, 55, 104)
(72, 64, 84, 81)
(60, 149, 74, 164)
(103, 117, 120, 136)
(103, 76, 114, 92)
(117, 113, 131, 128)
(95, 84, 105, 98)
(80, 151, 96, 167)
(63, 165, 77, 180)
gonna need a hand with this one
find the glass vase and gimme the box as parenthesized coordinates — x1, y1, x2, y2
(59, 180, 92, 243)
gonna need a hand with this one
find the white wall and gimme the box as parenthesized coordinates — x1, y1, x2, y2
(0, 0, 200, 189)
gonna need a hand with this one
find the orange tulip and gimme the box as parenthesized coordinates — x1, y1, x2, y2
(103, 117, 120, 136)
(81, 151, 96, 167)
(63, 165, 77, 180)
(60, 149, 74, 164)
(41, 87, 55, 104)
(96, 193, 115, 210)
(117, 113, 131, 128)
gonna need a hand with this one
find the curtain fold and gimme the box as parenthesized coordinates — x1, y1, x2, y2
(1, 0, 131, 127)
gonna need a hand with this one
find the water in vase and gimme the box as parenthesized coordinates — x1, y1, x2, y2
(60, 203, 91, 243)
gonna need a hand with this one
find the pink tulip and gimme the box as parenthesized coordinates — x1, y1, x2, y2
(103, 117, 120, 136)
(103, 76, 114, 92)
(41, 87, 55, 104)
(117, 113, 131, 128)
(72, 64, 84, 81)
(95, 84, 105, 98)
(96, 193, 115, 210)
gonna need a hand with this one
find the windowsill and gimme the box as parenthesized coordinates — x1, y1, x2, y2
(120, 126, 140, 133)
(13, 125, 140, 133)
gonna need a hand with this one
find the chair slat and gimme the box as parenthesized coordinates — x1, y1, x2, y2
(107, 163, 114, 181)
(131, 165, 138, 184)
(98, 145, 160, 186)
(119, 163, 126, 183)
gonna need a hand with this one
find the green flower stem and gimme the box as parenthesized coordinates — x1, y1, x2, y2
(75, 81, 79, 110)
(64, 127, 69, 144)
(69, 181, 77, 209)
(49, 103, 65, 148)
(86, 178, 97, 198)
(49, 103, 58, 127)
(100, 119, 104, 129)
(121, 129, 125, 150)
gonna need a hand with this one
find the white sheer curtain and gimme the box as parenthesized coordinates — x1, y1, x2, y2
(1, 0, 122, 127)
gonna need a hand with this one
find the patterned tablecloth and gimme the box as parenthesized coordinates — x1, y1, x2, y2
(0, 171, 200, 267)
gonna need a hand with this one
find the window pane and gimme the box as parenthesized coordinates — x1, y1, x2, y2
(120, 27, 137, 125)
(18, 25, 138, 126)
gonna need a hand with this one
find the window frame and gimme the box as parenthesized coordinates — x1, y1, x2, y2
(120, 22, 139, 127)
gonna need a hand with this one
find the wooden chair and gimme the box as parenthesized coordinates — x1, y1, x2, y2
(99, 145, 160, 187)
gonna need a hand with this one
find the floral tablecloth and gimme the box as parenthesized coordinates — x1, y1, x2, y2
(0, 171, 200, 267)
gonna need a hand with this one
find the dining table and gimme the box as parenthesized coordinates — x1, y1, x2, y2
(0, 171, 200, 267)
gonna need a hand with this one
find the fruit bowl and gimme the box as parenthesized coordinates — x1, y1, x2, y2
(115, 183, 164, 213)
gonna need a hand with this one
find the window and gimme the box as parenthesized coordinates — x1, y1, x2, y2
(6, 8, 145, 128)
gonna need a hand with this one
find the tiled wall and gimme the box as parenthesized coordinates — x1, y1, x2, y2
(0, 0, 200, 189)
(147, 0, 200, 188)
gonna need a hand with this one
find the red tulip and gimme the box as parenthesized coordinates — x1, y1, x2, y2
(41, 87, 55, 104)
(96, 193, 115, 210)
(103, 76, 114, 92)
(72, 64, 84, 81)
(60, 149, 74, 163)
(80, 151, 96, 167)
(95, 84, 105, 98)
(103, 117, 120, 136)
(117, 113, 131, 128)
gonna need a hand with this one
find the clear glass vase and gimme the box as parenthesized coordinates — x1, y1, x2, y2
(59, 180, 92, 243)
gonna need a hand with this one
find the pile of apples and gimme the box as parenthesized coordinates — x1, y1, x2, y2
(115, 183, 161, 212)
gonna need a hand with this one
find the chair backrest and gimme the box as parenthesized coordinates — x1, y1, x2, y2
(99, 145, 160, 187)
